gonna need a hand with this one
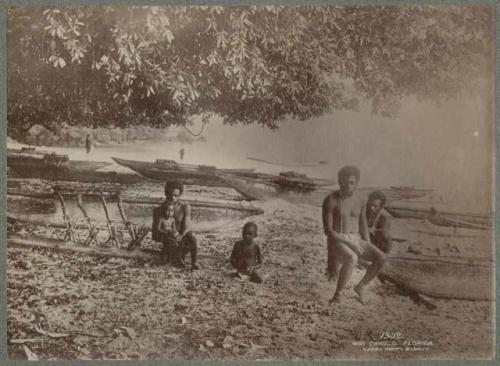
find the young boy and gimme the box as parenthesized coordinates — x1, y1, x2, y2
(157, 201, 180, 264)
(230, 222, 263, 283)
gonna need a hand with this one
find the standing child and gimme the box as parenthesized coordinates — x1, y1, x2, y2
(230, 222, 263, 283)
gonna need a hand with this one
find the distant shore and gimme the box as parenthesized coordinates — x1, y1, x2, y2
(9, 124, 207, 148)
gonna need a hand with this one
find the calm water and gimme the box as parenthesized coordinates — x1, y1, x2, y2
(8, 110, 493, 214)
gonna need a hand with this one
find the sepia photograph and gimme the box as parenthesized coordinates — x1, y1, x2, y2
(5, 4, 496, 361)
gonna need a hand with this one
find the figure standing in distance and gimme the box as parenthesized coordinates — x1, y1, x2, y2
(230, 222, 263, 283)
(179, 147, 185, 161)
(322, 166, 386, 305)
(85, 134, 92, 154)
(366, 190, 393, 254)
(152, 181, 200, 270)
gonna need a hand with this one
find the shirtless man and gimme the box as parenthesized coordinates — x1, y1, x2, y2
(322, 166, 386, 304)
(153, 181, 200, 270)
(366, 190, 393, 254)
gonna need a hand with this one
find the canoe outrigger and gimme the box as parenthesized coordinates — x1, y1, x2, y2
(111, 157, 256, 187)
(111, 157, 336, 189)
(215, 172, 435, 207)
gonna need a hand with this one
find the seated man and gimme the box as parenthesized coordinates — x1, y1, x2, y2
(153, 181, 199, 270)
(322, 166, 386, 305)
(366, 190, 393, 254)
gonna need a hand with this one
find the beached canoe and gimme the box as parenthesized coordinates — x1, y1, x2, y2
(7, 191, 263, 233)
(8, 165, 144, 184)
(382, 254, 493, 301)
(389, 186, 434, 200)
(111, 157, 258, 186)
(112, 157, 336, 190)
(385, 203, 491, 230)
(216, 173, 432, 207)
(216, 172, 323, 204)
(7, 149, 110, 175)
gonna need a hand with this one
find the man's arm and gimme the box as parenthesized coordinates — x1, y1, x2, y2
(179, 204, 192, 238)
(255, 245, 262, 265)
(359, 198, 371, 243)
(156, 218, 166, 234)
(379, 214, 393, 251)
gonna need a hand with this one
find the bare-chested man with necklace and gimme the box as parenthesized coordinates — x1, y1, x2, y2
(322, 166, 386, 304)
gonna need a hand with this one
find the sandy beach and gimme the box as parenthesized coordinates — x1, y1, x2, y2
(6, 183, 494, 360)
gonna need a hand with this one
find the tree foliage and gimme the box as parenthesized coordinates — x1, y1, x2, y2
(7, 5, 494, 138)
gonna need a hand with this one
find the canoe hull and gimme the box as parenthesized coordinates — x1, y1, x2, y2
(386, 206, 491, 230)
(383, 255, 493, 301)
(217, 172, 331, 205)
(8, 167, 144, 184)
(112, 157, 226, 186)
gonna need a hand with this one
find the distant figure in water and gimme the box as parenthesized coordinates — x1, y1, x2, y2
(85, 134, 92, 154)
(230, 222, 263, 283)
(322, 166, 386, 305)
(179, 147, 185, 161)
(366, 190, 393, 254)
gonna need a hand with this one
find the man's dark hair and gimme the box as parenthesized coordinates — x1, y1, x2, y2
(243, 221, 258, 234)
(368, 190, 386, 207)
(337, 165, 360, 182)
(164, 180, 184, 195)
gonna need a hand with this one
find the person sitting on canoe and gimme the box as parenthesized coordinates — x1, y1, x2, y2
(366, 190, 393, 254)
(152, 181, 200, 270)
(322, 165, 386, 305)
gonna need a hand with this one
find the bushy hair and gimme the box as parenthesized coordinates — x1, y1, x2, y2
(164, 180, 184, 195)
(243, 221, 258, 235)
(368, 190, 386, 206)
(337, 165, 360, 182)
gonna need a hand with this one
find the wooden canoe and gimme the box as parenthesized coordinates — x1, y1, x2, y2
(7, 149, 111, 182)
(112, 157, 232, 186)
(382, 254, 493, 301)
(216, 173, 432, 207)
(389, 186, 434, 200)
(385, 203, 491, 230)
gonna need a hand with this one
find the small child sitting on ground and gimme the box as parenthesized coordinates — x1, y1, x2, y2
(230, 222, 263, 283)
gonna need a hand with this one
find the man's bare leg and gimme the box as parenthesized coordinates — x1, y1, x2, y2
(329, 242, 357, 304)
(353, 241, 386, 304)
